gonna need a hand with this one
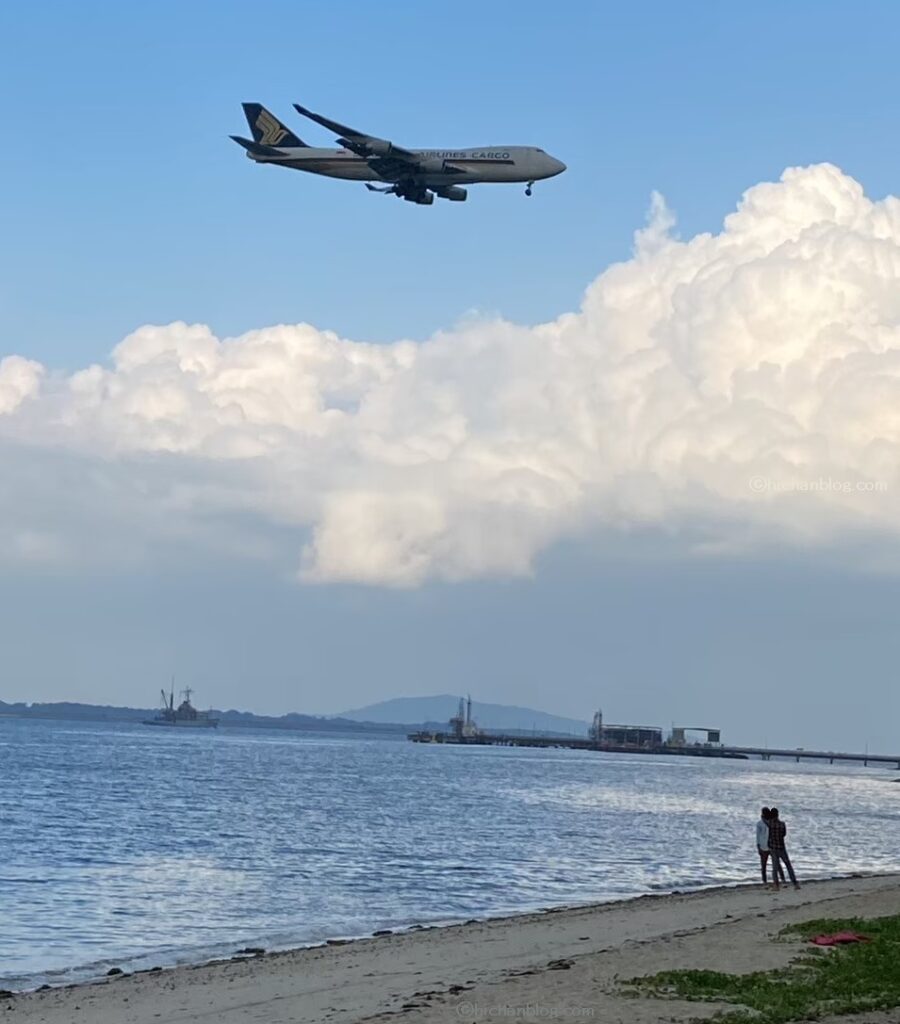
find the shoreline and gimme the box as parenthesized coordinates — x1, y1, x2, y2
(7, 872, 900, 1023)
(3, 871, 871, 994)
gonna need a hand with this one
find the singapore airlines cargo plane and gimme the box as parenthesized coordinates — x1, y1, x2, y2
(231, 103, 566, 205)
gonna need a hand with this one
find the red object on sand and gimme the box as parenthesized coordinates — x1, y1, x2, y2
(810, 931, 872, 946)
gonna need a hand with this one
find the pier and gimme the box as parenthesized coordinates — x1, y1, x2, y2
(407, 698, 900, 768)
(408, 732, 900, 767)
(722, 745, 900, 768)
(408, 731, 748, 759)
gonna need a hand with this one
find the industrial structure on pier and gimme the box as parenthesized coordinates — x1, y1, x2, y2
(588, 710, 721, 749)
(412, 699, 727, 756)
(449, 695, 480, 739)
(410, 697, 900, 768)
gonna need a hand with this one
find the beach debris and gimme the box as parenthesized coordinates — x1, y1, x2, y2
(326, 939, 351, 945)
(236, 947, 265, 956)
(106, 967, 123, 976)
(373, 929, 393, 936)
(0, 990, 14, 999)
(547, 958, 575, 970)
(810, 931, 871, 946)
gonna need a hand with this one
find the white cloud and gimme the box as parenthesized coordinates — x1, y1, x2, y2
(3, 163, 900, 585)
(0, 355, 43, 415)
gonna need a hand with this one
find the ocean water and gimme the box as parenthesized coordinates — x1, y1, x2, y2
(2, 717, 899, 990)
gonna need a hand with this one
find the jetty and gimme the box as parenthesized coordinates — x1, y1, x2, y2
(408, 699, 900, 767)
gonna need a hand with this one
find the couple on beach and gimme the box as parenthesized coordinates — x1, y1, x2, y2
(756, 806, 800, 890)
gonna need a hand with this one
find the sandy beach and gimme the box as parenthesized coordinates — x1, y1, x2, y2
(6, 873, 900, 1024)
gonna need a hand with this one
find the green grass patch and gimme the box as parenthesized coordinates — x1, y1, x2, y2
(630, 913, 900, 1023)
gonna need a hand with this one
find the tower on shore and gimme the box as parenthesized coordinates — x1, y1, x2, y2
(590, 709, 604, 743)
(450, 694, 479, 739)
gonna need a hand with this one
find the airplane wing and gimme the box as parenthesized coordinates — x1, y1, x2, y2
(293, 103, 425, 179)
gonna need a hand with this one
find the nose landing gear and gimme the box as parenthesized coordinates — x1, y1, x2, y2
(525, 181, 534, 197)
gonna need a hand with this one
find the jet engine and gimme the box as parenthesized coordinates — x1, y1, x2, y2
(416, 158, 450, 174)
(412, 191, 435, 205)
(434, 186, 468, 202)
(347, 137, 394, 157)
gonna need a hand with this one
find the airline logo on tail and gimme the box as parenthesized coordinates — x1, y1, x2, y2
(256, 110, 288, 146)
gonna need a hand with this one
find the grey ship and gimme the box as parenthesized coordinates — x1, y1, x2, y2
(143, 684, 219, 728)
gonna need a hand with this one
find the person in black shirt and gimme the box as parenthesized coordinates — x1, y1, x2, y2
(768, 808, 800, 890)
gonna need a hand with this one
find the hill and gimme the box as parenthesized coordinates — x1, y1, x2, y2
(0, 699, 403, 733)
(336, 695, 590, 736)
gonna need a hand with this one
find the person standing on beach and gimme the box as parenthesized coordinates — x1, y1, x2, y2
(768, 808, 800, 890)
(756, 807, 772, 884)
(756, 808, 786, 886)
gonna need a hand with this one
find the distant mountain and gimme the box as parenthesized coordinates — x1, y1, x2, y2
(336, 695, 590, 736)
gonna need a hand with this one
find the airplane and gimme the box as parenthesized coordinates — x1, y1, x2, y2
(230, 103, 566, 205)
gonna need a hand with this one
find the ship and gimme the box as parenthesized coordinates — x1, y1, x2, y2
(143, 683, 219, 728)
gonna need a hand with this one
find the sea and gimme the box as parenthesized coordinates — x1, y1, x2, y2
(2, 716, 899, 991)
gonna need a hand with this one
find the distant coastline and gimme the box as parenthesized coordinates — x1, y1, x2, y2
(0, 696, 589, 737)
(0, 700, 405, 734)
(0, 699, 585, 739)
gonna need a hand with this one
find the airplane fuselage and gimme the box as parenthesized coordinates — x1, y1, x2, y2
(245, 145, 565, 187)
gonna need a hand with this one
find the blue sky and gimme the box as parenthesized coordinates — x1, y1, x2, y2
(3, 1, 900, 750)
(3, 0, 900, 364)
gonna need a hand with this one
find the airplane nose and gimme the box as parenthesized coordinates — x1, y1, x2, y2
(542, 155, 566, 178)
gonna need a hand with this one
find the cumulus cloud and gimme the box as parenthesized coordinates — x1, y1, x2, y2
(0, 356, 43, 415)
(3, 163, 900, 585)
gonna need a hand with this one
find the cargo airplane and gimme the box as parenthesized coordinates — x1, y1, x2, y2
(231, 103, 566, 205)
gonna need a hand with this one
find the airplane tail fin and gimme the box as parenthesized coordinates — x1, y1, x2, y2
(241, 103, 307, 148)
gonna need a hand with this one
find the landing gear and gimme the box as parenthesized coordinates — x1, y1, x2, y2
(365, 180, 434, 204)
(525, 181, 534, 197)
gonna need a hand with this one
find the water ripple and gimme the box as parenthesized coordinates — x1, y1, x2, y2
(2, 718, 898, 989)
